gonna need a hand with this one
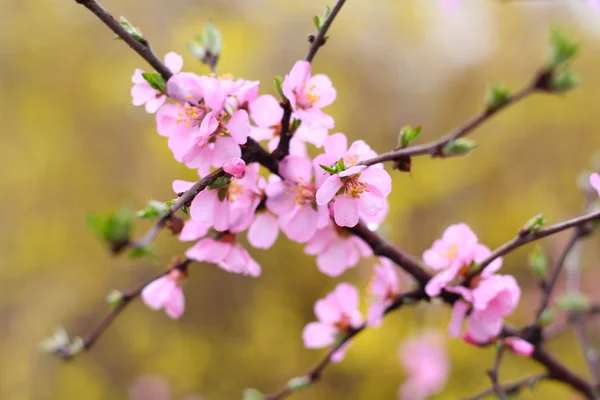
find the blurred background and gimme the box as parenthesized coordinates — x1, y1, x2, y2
(2, 0, 600, 399)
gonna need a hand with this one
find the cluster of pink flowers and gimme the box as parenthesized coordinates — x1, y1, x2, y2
(131, 55, 392, 308)
(422, 223, 532, 355)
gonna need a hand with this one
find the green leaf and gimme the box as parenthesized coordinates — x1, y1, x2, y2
(314, 5, 332, 30)
(335, 157, 346, 172)
(528, 246, 548, 279)
(209, 175, 233, 190)
(398, 125, 422, 148)
(188, 42, 206, 61)
(39, 327, 70, 353)
(538, 308, 554, 327)
(129, 245, 158, 261)
(486, 85, 512, 110)
(441, 138, 477, 157)
(137, 200, 169, 220)
(217, 188, 228, 202)
(273, 76, 286, 101)
(115, 16, 144, 41)
(86, 206, 134, 248)
(142, 72, 167, 93)
(556, 293, 591, 313)
(242, 388, 265, 400)
(319, 164, 337, 174)
(524, 213, 546, 233)
(551, 68, 579, 93)
(202, 22, 222, 56)
(105, 290, 124, 309)
(548, 29, 578, 69)
(287, 376, 311, 392)
(290, 118, 302, 133)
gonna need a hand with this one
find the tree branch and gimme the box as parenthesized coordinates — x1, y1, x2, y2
(487, 345, 508, 400)
(359, 79, 540, 167)
(305, 0, 347, 63)
(464, 373, 548, 400)
(75, 0, 173, 81)
(265, 289, 426, 400)
(55, 258, 191, 360)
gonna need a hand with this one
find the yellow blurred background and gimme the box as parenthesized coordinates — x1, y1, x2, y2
(2, 0, 600, 399)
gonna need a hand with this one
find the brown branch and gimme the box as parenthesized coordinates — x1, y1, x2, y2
(265, 289, 426, 400)
(75, 0, 173, 81)
(305, 0, 347, 63)
(464, 373, 548, 400)
(55, 258, 191, 360)
(473, 210, 600, 275)
(486, 345, 508, 400)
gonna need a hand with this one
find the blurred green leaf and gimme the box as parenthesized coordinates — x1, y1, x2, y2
(548, 29, 578, 69)
(142, 72, 167, 93)
(538, 308, 554, 327)
(551, 68, 579, 93)
(105, 290, 124, 310)
(115, 16, 144, 41)
(86, 206, 134, 250)
(137, 200, 169, 220)
(486, 85, 511, 110)
(528, 246, 548, 279)
(524, 213, 546, 233)
(242, 388, 265, 400)
(129, 245, 158, 262)
(287, 376, 311, 392)
(39, 327, 70, 353)
(314, 5, 332, 30)
(273, 75, 286, 101)
(556, 293, 591, 313)
(442, 138, 477, 157)
(398, 125, 422, 148)
(209, 175, 233, 190)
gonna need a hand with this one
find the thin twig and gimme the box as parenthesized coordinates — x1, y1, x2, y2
(359, 83, 539, 166)
(464, 373, 548, 400)
(265, 289, 426, 400)
(305, 0, 347, 63)
(75, 0, 173, 81)
(473, 210, 600, 274)
(486, 345, 508, 400)
(55, 258, 191, 359)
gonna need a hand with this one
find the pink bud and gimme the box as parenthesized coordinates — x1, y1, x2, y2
(505, 337, 534, 357)
(223, 157, 246, 179)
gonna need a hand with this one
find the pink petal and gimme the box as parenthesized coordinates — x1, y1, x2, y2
(131, 82, 158, 106)
(315, 296, 343, 325)
(249, 95, 283, 128)
(164, 286, 185, 319)
(280, 206, 318, 243)
(279, 155, 314, 182)
(226, 110, 250, 144)
(316, 175, 343, 205)
(145, 95, 166, 113)
(307, 74, 336, 108)
(189, 190, 217, 227)
(293, 124, 329, 148)
(282, 60, 311, 104)
(212, 196, 231, 232)
(179, 219, 210, 242)
(185, 237, 231, 263)
(330, 341, 351, 362)
(360, 167, 392, 196)
(199, 76, 226, 111)
(211, 136, 242, 169)
(248, 212, 279, 249)
(317, 240, 349, 277)
(141, 277, 174, 311)
(357, 191, 386, 217)
(167, 72, 205, 103)
(164, 52, 184, 74)
(324, 133, 348, 159)
(448, 300, 468, 337)
(591, 173, 600, 196)
(172, 179, 195, 194)
(333, 196, 360, 227)
(334, 282, 360, 315)
(505, 337, 534, 357)
(302, 322, 337, 348)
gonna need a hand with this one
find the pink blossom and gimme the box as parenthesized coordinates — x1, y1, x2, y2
(590, 173, 600, 197)
(186, 235, 261, 277)
(131, 52, 183, 113)
(188, 163, 261, 233)
(282, 60, 336, 129)
(141, 269, 186, 319)
(423, 224, 503, 297)
(398, 331, 449, 400)
(505, 337, 534, 357)
(587, 0, 600, 13)
(448, 275, 520, 343)
(367, 258, 400, 327)
(305, 221, 373, 277)
(247, 210, 280, 250)
(223, 157, 246, 179)
(313, 133, 390, 227)
(156, 73, 251, 174)
(302, 283, 363, 362)
(265, 156, 329, 243)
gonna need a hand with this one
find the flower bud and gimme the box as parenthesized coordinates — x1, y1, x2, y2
(505, 337, 534, 357)
(223, 157, 246, 179)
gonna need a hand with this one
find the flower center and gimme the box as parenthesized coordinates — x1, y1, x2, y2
(284, 179, 316, 208)
(334, 314, 353, 334)
(345, 154, 359, 166)
(443, 244, 459, 260)
(228, 181, 244, 203)
(176, 101, 208, 128)
(343, 177, 368, 198)
(296, 83, 320, 109)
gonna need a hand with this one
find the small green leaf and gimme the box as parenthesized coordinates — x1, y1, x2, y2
(273, 76, 286, 101)
(39, 327, 70, 353)
(142, 72, 167, 93)
(524, 213, 546, 233)
(335, 157, 346, 172)
(551, 68, 579, 93)
(556, 293, 591, 313)
(548, 29, 578, 70)
(187, 42, 206, 61)
(217, 188, 228, 202)
(86, 206, 134, 249)
(209, 175, 233, 190)
(287, 376, 311, 392)
(290, 118, 302, 133)
(115, 16, 144, 41)
(137, 200, 169, 220)
(528, 246, 548, 279)
(486, 85, 512, 110)
(398, 125, 422, 148)
(202, 22, 222, 56)
(441, 138, 477, 157)
(538, 308, 555, 327)
(242, 388, 265, 400)
(314, 5, 331, 30)
(319, 164, 337, 174)
(129, 245, 158, 261)
(106, 290, 124, 309)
